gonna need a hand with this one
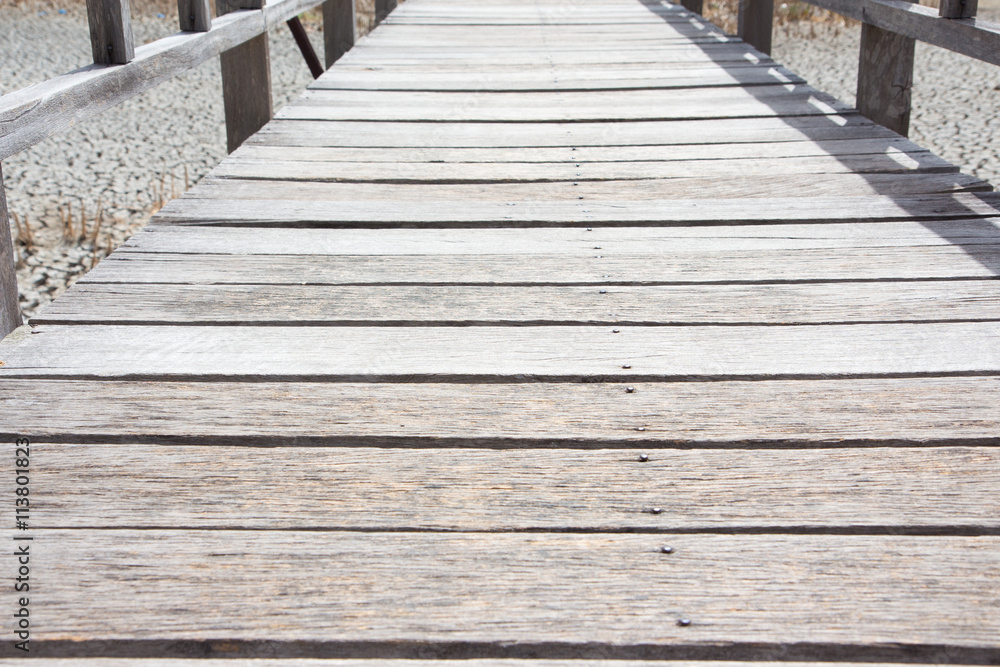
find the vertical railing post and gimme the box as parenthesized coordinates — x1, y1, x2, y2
(375, 0, 397, 24)
(681, 0, 703, 15)
(0, 165, 21, 338)
(217, 0, 273, 153)
(178, 0, 212, 32)
(939, 0, 978, 18)
(85, 0, 135, 64)
(737, 0, 774, 55)
(323, 0, 356, 67)
(856, 2, 916, 136)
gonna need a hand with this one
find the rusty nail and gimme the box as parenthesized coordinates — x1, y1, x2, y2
(638, 453, 649, 462)
(661, 545, 674, 554)
(626, 386, 635, 393)
(677, 618, 691, 627)
(0, 361, 5, 366)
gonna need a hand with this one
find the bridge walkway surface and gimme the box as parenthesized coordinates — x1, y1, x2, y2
(1, 0, 1000, 662)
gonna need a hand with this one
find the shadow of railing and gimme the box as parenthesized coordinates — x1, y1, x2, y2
(637, 0, 1000, 277)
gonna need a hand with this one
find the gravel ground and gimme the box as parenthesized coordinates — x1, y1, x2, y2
(2, 1, 1000, 321)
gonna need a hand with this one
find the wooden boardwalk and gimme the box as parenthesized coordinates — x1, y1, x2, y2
(2, 0, 1000, 661)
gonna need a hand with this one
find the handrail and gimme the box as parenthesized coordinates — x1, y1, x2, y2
(0, 0, 374, 338)
(728, 0, 1000, 135)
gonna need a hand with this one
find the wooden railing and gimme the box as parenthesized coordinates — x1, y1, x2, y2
(0, 0, 398, 338)
(727, 0, 1000, 136)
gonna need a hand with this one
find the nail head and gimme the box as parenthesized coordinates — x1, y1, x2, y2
(626, 386, 635, 393)
(638, 453, 649, 462)
(661, 545, 674, 554)
(677, 618, 691, 627)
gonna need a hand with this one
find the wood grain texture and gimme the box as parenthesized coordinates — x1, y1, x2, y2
(0, 165, 20, 339)
(277, 86, 853, 122)
(80, 245, 1000, 285)
(4, 322, 1000, 380)
(938, 0, 978, 17)
(0, 663, 980, 667)
(190, 172, 991, 200)
(6, 530, 999, 657)
(857, 21, 915, 136)
(13, 443, 1000, 528)
(30, 281, 1000, 326)
(85, 0, 135, 64)
(737, 0, 773, 54)
(150, 195, 1000, 226)
(249, 116, 897, 148)
(323, 0, 356, 66)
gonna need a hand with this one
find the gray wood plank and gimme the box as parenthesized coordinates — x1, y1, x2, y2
(0, 663, 978, 667)
(150, 195, 1000, 226)
(16, 442, 1000, 528)
(737, 0, 773, 54)
(249, 116, 897, 148)
(4, 322, 1000, 380)
(80, 245, 1000, 285)
(190, 172, 991, 201)
(278, 86, 853, 122)
(30, 281, 1000, 326)
(228, 137, 932, 163)
(115, 220, 1000, 253)
(208, 153, 957, 182)
(9, 529, 1000, 657)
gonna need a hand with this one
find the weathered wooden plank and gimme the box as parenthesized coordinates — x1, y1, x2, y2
(85, 0, 135, 64)
(6, 377, 1000, 447)
(228, 137, 936, 162)
(309, 65, 802, 91)
(218, 0, 273, 153)
(150, 195, 1000, 226)
(118, 220, 1000, 255)
(209, 153, 956, 182)
(178, 0, 212, 31)
(0, 663, 980, 667)
(249, 116, 897, 148)
(0, 165, 20, 339)
(30, 281, 1000, 326)
(0, 0, 327, 161)
(323, 0, 355, 66)
(13, 443, 1000, 528)
(857, 21, 915, 136)
(9, 530, 1000, 657)
(4, 322, 1000, 380)
(277, 86, 853, 123)
(80, 245, 1000, 285)
(191, 173, 991, 201)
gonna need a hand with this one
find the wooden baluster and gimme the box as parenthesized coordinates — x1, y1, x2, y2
(217, 0, 273, 153)
(939, 0, 978, 17)
(737, 0, 773, 55)
(0, 165, 21, 338)
(323, 0, 356, 67)
(85, 0, 135, 64)
(375, 0, 397, 24)
(856, 7, 916, 136)
(681, 0, 704, 16)
(178, 0, 212, 32)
